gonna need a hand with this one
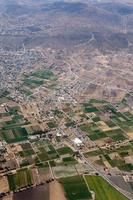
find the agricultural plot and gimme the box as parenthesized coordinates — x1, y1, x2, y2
(0, 127, 28, 143)
(89, 99, 108, 104)
(103, 149, 133, 172)
(63, 156, 77, 164)
(106, 120, 117, 128)
(84, 106, 99, 113)
(8, 168, 33, 191)
(85, 175, 128, 200)
(37, 165, 52, 182)
(123, 112, 133, 120)
(92, 116, 101, 122)
(23, 78, 44, 89)
(89, 131, 107, 141)
(47, 121, 58, 129)
(57, 147, 74, 155)
(60, 176, 92, 200)
(18, 142, 35, 158)
(114, 119, 133, 133)
(84, 149, 104, 166)
(52, 109, 63, 117)
(84, 149, 103, 158)
(18, 88, 33, 96)
(80, 123, 107, 141)
(0, 89, 10, 99)
(53, 165, 78, 178)
(19, 149, 35, 157)
(0, 105, 26, 129)
(80, 123, 99, 134)
(84, 143, 133, 172)
(37, 147, 58, 161)
(25, 125, 42, 135)
(50, 155, 77, 167)
(35, 140, 59, 162)
(80, 117, 127, 142)
(1, 116, 27, 130)
(65, 118, 75, 128)
(0, 106, 28, 143)
(105, 129, 126, 141)
(32, 70, 54, 79)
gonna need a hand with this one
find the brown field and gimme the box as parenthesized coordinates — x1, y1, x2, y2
(50, 180, 67, 200)
(0, 176, 9, 193)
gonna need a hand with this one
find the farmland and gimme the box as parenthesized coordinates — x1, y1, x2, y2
(60, 176, 92, 200)
(8, 169, 33, 191)
(0, 97, 132, 199)
(0, 0, 133, 198)
(85, 176, 128, 200)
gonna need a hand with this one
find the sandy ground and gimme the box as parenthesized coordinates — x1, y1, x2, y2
(2, 195, 13, 200)
(126, 132, 133, 139)
(49, 180, 67, 200)
(0, 176, 9, 193)
(97, 121, 111, 132)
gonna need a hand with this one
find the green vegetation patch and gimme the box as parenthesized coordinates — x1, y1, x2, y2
(52, 109, 63, 117)
(19, 89, 33, 96)
(85, 175, 128, 200)
(80, 123, 107, 140)
(60, 176, 92, 200)
(110, 133, 126, 141)
(0, 89, 10, 98)
(23, 78, 44, 88)
(37, 146, 58, 161)
(119, 164, 133, 172)
(80, 123, 97, 133)
(88, 131, 107, 141)
(57, 147, 74, 155)
(84, 106, 99, 113)
(84, 150, 103, 157)
(32, 70, 54, 79)
(0, 127, 28, 143)
(92, 116, 101, 122)
(65, 118, 75, 127)
(105, 129, 126, 141)
(8, 168, 33, 191)
(62, 156, 77, 164)
(19, 149, 34, 157)
(89, 99, 108, 104)
(47, 121, 58, 129)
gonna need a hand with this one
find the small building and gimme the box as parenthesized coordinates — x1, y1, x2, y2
(73, 138, 83, 147)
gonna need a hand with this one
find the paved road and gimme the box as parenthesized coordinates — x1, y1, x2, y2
(80, 152, 132, 200)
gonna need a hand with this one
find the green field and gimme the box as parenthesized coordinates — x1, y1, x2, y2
(84, 106, 99, 113)
(84, 149, 103, 157)
(80, 123, 107, 140)
(37, 145, 58, 161)
(89, 131, 107, 141)
(80, 123, 97, 133)
(0, 127, 28, 143)
(60, 176, 92, 200)
(62, 156, 77, 164)
(8, 168, 33, 191)
(85, 176, 128, 200)
(23, 78, 44, 88)
(110, 133, 126, 141)
(47, 121, 58, 129)
(57, 147, 74, 155)
(32, 70, 54, 79)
